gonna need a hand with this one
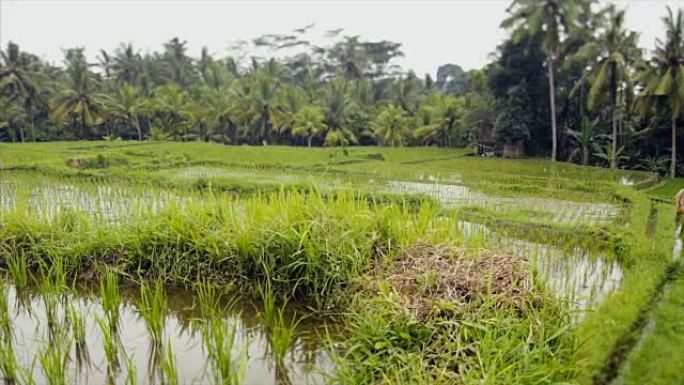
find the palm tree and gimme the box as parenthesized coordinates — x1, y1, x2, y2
(322, 79, 352, 132)
(152, 84, 189, 140)
(201, 86, 236, 143)
(293, 105, 326, 147)
(501, 0, 579, 162)
(163, 38, 194, 87)
(373, 105, 408, 147)
(107, 82, 149, 140)
(0, 97, 26, 142)
(271, 86, 305, 142)
(51, 48, 106, 139)
(111, 43, 142, 85)
(636, 6, 684, 178)
(578, 5, 639, 168)
(0, 42, 42, 142)
(246, 74, 279, 144)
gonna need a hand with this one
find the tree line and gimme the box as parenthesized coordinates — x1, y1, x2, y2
(1, 0, 683, 176)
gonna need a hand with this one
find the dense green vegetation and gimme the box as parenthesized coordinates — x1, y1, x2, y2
(2, 2, 684, 177)
(0, 142, 680, 384)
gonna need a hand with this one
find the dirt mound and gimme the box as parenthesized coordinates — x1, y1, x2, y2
(65, 157, 88, 169)
(385, 244, 532, 316)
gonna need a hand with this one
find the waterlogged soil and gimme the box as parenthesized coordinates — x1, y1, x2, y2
(457, 221, 622, 312)
(385, 180, 620, 226)
(1, 178, 189, 224)
(1, 282, 334, 385)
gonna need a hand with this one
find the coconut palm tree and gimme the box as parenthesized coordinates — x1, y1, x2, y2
(111, 43, 142, 85)
(577, 5, 640, 168)
(636, 6, 684, 178)
(501, 0, 580, 162)
(373, 104, 408, 147)
(107, 82, 149, 140)
(246, 74, 279, 144)
(322, 79, 353, 132)
(293, 105, 326, 147)
(0, 42, 43, 142)
(152, 84, 190, 140)
(51, 48, 106, 139)
(201, 86, 236, 143)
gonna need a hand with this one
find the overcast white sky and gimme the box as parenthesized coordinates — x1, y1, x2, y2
(1, 0, 682, 77)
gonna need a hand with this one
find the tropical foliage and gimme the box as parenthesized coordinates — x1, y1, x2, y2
(1, 3, 683, 176)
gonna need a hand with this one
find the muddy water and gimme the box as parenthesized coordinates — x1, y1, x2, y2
(1, 283, 334, 385)
(458, 221, 622, 311)
(385, 180, 620, 226)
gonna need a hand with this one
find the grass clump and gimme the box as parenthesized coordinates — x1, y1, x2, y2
(332, 243, 577, 384)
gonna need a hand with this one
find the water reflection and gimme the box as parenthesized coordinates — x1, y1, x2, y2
(386, 180, 620, 226)
(457, 221, 622, 312)
(2, 283, 334, 385)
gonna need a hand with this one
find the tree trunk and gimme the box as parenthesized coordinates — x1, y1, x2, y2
(29, 115, 35, 142)
(81, 113, 87, 140)
(547, 52, 558, 162)
(610, 62, 618, 169)
(18, 125, 25, 143)
(133, 115, 143, 141)
(672, 116, 677, 178)
(307, 136, 312, 147)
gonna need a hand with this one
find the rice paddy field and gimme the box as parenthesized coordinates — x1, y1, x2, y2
(0, 141, 680, 384)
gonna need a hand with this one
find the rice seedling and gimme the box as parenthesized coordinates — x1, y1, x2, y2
(96, 315, 120, 372)
(160, 341, 179, 385)
(138, 279, 168, 344)
(202, 316, 249, 385)
(67, 303, 90, 369)
(194, 279, 223, 319)
(100, 270, 122, 332)
(39, 337, 72, 385)
(123, 354, 138, 385)
(2, 249, 28, 290)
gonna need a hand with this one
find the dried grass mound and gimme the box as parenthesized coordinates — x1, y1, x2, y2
(385, 244, 532, 315)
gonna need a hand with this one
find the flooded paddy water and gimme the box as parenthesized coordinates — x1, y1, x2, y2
(0, 281, 334, 385)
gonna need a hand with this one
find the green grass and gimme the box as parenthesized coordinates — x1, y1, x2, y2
(0, 141, 679, 384)
(647, 177, 684, 202)
(616, 269, 684, 385)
